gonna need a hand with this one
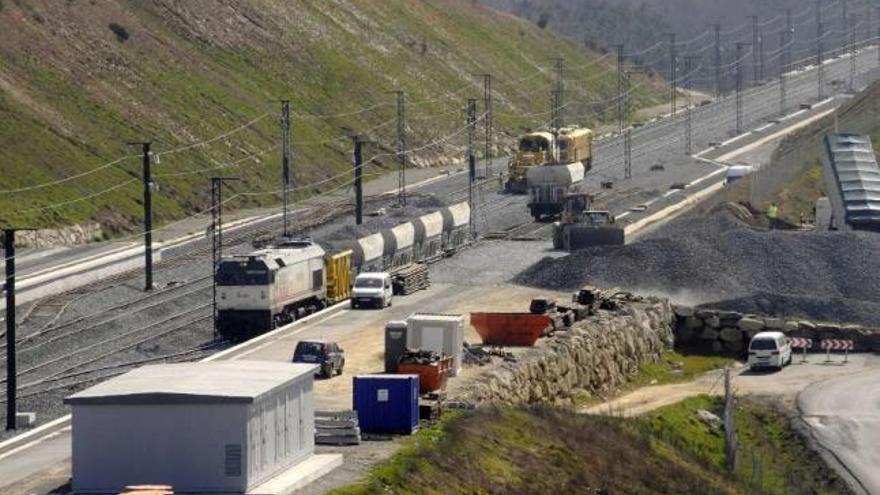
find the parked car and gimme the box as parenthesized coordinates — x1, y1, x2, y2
(351, 272, 393, 309)
(292, 339, 345, 378)
(747, 331, 792, 371)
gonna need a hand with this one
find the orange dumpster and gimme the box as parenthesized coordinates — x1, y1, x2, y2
(470, 312, 551, 346)
(398, 356, 452, 393)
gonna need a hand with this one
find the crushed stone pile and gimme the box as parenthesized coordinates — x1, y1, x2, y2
(514, 210, 880, 325)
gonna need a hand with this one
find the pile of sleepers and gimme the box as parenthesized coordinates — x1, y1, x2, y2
(392, 263, 430, 295)
(315, 410, 361, 446)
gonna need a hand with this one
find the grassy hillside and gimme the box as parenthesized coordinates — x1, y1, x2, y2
(331, 400, 847, 494)
(0, 0, 665, 232)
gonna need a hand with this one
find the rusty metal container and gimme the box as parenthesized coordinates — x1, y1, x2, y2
(398, 356, 452, 393)
(469, 312, 551, 346)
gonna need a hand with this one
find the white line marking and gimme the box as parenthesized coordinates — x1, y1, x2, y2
(0, 427, 70, 462)
(232, 310, 349, 360)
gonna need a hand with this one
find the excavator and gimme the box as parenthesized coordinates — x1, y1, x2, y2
(552, 192, 625, 250)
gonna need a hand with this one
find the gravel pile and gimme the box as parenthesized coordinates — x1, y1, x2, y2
(514, 210, 880, 325)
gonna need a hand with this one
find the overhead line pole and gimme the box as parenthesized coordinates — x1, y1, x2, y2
(128, 142, 154, 292)
(780, 30, 789, 115)
(210, 177, 239, 340)
(749, 16, 760, 83)
(685, 55, 700, 155)
(391, 90, 407, 206)
(280, 100, 292, 237)
(4, 228, 32, 431)
(612, 44, 625, 132)
(876, 7, 880, 67)
(352, 136, 364, 226)
(479, 74, 493, 178)
(466, 99, 478, 240)
(849, 14, 857, 93)
(817, 0, 825, 100)
(550, 58, 565, 131)
(736, 42, 752, 135)
(665, 33, 677, 116)
(841, 0, 849, 56)
(710, 24, 722, 97)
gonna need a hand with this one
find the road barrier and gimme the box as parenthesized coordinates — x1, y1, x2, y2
(788, 337, 813, 362)
(821, 339, 854, 363)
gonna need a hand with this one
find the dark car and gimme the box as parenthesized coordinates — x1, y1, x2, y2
(292, 340, 345, 378)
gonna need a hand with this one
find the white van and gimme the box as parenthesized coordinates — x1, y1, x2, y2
(351, 272, 393, 309)
(747, 331, 792, 370)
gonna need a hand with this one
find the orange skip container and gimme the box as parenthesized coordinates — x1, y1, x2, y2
(469, 313, 551, 346)
(398, 356, 453, 393)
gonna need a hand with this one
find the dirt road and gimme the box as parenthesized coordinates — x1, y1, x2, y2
(583, 354, 880, 417)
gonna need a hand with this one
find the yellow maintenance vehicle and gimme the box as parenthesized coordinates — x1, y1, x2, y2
(505, 127, 593, 194)
(505, 131, 556, 193)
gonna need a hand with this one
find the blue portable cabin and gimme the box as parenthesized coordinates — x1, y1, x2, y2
(352, 374, 419, 435)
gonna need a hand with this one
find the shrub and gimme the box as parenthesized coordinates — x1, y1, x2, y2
(108, 22, 130, 42)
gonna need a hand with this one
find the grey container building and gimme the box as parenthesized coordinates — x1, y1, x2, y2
(64, 361, 317, 494)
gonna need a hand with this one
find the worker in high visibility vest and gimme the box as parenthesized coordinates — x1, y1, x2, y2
(767, 202, 779, 229)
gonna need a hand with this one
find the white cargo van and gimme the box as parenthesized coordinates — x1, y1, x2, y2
(747, 331, 792, 370)
(351, 272, 393, 309)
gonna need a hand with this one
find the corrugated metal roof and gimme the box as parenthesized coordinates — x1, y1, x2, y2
(824, 133, 880, 226)
(64, 361, 316, 406)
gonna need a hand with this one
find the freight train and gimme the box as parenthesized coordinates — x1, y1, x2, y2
(216, 202, 471, 341)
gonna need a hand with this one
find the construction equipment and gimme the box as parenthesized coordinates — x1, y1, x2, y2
(552, 193, 625, 250)
(556, 127, 594, 170)
(506, 127, 593, 194)
(506, 131, 556, 193)
(526, 162, 585, 220)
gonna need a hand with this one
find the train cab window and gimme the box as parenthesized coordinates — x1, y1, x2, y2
(216, 261, 272, 286)
(519, 137, 549, 152)
(312, 268, 323, 290)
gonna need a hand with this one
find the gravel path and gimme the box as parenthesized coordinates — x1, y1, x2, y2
(514, 208, 880, 325)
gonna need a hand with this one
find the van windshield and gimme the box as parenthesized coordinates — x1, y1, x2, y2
(750, 338, 777, 350)
(355, 277, 383, 288)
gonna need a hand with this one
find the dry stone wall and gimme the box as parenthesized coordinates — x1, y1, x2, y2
(457, 298, 675, 406)
(2, 222, 103, 248)
(673, 306, 880, 353)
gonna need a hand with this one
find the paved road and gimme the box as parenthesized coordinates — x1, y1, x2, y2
(799, 369, 880, 495)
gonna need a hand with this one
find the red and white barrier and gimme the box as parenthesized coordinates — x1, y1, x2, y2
(787, 337, 814, 362)
(821, 339, 854, 363)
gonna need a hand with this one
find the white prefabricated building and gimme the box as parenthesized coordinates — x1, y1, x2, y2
(406, 313, 464, 376)
(64, 361, 317, 494)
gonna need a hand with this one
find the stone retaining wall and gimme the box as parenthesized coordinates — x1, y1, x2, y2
(673, 306, 880, 353)
(456, 298, 675, 406)
(2, 222, 104, 248)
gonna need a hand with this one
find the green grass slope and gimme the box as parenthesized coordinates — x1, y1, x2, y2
(332, 400, 849, 495)
(0, 0, 665, 232)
